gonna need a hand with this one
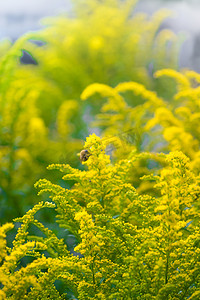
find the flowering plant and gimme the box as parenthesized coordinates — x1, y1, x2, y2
(0, 134, 199, 299)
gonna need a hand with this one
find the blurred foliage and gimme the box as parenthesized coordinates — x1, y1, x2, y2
(0, 0, 180, 223)
(80, 69, 200, 194)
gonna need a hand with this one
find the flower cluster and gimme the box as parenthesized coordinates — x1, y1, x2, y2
(0, 134, 199, 299)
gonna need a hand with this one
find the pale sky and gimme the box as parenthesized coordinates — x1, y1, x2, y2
(0, 0, 70, 40)
(0, 0, 200, 40)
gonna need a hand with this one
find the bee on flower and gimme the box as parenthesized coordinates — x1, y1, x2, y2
(79, 149, 91, 162)
(78, 129, 136, 164)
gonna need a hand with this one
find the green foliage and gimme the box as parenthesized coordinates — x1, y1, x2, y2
(0, 135, 199, 299)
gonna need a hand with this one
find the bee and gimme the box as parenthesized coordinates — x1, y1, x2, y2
(79, 128, 137, 163)
(79, 149, 91, 162)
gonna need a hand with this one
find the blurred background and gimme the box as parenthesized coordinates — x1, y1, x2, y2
(1, 0, 200, 71)
(0, 0, 200, 228)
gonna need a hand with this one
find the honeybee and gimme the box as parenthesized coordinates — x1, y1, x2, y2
(79, 149, 91, 162)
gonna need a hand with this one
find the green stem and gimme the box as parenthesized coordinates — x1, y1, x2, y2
(165, 250, 169, 285)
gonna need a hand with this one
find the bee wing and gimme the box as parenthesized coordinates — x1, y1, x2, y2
(103, 128, 136, 149)
(101, 128, 137, 159)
